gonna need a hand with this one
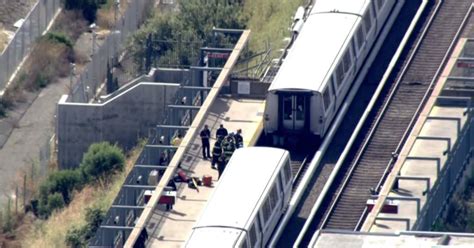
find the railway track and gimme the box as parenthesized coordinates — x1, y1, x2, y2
(305, 0, 474, 240)
(274, 0, 423, 246)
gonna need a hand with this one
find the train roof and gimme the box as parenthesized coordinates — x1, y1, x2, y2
(268, 0, 369, 93)
(188, 147, 288, 243)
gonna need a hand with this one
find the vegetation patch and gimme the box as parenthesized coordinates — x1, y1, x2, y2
(0, 28, 8, 53)
(433, 175, 474, 232)
(44, 31, 74, 48)
(128, 0, 305, 74)
(129, 0, 246, 72)
(31, 142, 125, 219)
(0, 10, 88, 116)
(20, 141, 142, 247)
(244, 0, 305, 57)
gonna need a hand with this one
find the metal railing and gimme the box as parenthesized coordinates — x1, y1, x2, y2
(0, 0, 61, 93)
(361, 3, 474, 232)
(69, 0, 154, 103)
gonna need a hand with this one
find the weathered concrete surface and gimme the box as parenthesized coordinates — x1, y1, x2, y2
(57, 83, 180, 169)
(0, 78, 69, 205)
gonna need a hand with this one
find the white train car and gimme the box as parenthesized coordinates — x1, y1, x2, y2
(185, 147, 292, 248)
(264, 0, 402, 141)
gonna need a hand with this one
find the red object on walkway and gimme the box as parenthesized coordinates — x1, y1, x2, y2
(202, 175, 213, 187)
(178, 170, 188, 182)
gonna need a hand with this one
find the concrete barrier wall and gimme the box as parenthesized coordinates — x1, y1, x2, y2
(57, 83, 179, 169)
(230, 79, 270, 99)
(154, 67, 192, 83)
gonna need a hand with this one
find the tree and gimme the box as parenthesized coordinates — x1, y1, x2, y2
(129, 0, 247, 71)
(80, 142, 125, 181)
(47, 169, 84, 204)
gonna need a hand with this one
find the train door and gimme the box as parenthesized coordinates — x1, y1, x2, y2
(280, 94, 308, 131)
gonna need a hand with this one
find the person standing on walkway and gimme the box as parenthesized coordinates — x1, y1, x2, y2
(200, 125, 211, 159)
(212, 136, 223, 169)
(218, 134, 236, 179)
(234, 129, 243, 148)
(171, 133, 183, 147)
(216, 124, 228, 139)
(222, 133, 235, 165)
(217, 154, 226, 179)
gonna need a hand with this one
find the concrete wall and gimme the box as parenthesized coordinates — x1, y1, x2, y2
(154, 67, 192, 84)
(230, 78, 270, 99)
(57, 83, 179, 169)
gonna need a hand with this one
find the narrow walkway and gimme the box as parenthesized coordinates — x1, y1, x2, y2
(147, 96, 264, 247)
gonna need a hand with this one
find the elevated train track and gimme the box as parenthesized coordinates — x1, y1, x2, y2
(273, 0, 424, 246)
(318, 0, 472, 231)
(296, 0, 474, 245)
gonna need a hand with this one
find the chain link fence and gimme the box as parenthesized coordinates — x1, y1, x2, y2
(0, 0, 61, 92)
(70, 0, 154, 103)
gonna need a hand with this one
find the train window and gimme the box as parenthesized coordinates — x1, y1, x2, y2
(331, 77, 339, 95)
(342, 51, 352, 73)
(376, 0, 384, 10)
(241, 239, 249, 248)
(296, 96, 305, 121)
(284, 159, 292, 183)
(323, 89, 331, 112)
(355, 25, 365, 52)
(262, 199, 272, 224)
(363, 8, 373, 34)
(336, 63, 345, 85)
(249, 224, 257, 247)
(283, 96, 292, 120)
(279, 170, 285, 189)
(270, 186, 279, 207)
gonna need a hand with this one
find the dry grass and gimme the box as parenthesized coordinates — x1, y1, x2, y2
(97, 0, 131, 30)
(21, 141, 143, 247)
(244, 0, 305, 56)
(97, 7, 116, 30)
(0, 10, 86, 114)
(20, 39, 72, 92)
(52, 10, 88, 42)
(0, 28, 8, 54)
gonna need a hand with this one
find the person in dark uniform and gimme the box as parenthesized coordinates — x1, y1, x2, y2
(217, 154, 226, 179)
(211, 136, 223, 169)
(200, 125, 211, 159)
(218, 134, 236, 179)
(216, 124, 228, 139)
(135, 228, 148, 248)
(234, 129, 243, 148)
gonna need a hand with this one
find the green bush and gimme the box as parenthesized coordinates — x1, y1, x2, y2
(65, 225, 87, 248)
(47, 193, 65, 212)
(46, 169, 84, 204)
(35, 169, 83, 218)
(65, 206, 105, 247)
(45, 32, 73, 48)
(35, 72, 50, 89)
(79, 142, 125, 181)
(130, 0, 246, 71)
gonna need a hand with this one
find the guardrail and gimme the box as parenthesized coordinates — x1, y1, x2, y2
(123, 30, 251, 247)
(362, 3, 474, 232)
(300, 0, 431, 245)
(268, 0, 419, 246)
